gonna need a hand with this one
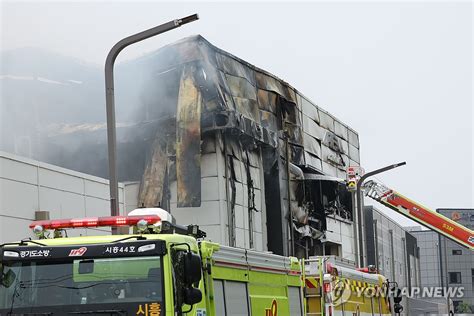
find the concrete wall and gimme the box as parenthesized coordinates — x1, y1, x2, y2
(0, 151, 125, 243)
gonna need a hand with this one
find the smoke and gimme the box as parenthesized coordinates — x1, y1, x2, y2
(0, 45, 186, 184)
(0, 47, 104, 160)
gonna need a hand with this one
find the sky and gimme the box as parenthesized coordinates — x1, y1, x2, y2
(1, 0, 472, 227)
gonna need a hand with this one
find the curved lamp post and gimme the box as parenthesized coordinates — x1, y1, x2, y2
(356, 161, 406, 267)
(104, 14, 199, 227)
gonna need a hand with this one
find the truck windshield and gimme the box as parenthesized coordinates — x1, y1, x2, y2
(0, 256, 163, 315)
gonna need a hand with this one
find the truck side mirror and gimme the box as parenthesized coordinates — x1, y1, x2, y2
(184, 252, 202, 285)
(183, 287, 202, 305)
(393, 288, 402, 304)
(394, 303, 403, 313)
(1, 269, 16, 288)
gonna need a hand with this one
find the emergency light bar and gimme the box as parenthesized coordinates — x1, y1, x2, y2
(29, 215, 161, 230)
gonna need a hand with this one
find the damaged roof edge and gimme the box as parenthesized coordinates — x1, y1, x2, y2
(125, 34, 359, 140)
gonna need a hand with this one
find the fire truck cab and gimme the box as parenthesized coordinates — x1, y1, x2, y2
(0, 208, 305, 316)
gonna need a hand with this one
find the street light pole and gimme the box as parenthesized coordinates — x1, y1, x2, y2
(104, 14, 199, 226)
(356, 161, 406, 267)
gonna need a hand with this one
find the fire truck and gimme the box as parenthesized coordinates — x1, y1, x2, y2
(0, 207, 404, 316)
(305, 257, 394, 316)
(0, 208, 305, 315)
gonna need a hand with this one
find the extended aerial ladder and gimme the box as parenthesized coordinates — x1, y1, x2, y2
(364, 180, 474, 251)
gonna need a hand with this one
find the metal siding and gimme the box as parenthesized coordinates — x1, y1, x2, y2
(301, 97, 320, 123)
(348, 129, 359, 148)
(235, 228, 246, 248)
(38, 167, 85, 194)
(84, 179, 110, 200)
(0, 153, 125, 243)
(124, 182, 140, 213)
(170, 200, 222, 226)
(348, 143, 360, 163)
(334, 120, 349, 141)
(0, 156, 37, 184)
(318, 110, 335, 132)
(0, 177, 38, 217)
(199, 224, 224, 244)
(321, 161, 338, 177)
(288, 286, 303, 315)
(201, 153, 218, 177)
(213, 245, 247, 266)
(213, 280, 226, 315)
(0, 216, 32, 244)
(224, 281, 249, 316)
(84, 196, 113, 217)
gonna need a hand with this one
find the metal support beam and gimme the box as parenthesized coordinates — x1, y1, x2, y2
(104, 14, 199, 227)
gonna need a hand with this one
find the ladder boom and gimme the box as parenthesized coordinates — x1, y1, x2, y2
(364, 180, 474, 250)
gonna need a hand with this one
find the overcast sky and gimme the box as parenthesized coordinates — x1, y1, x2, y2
(1, 1, 472, 227)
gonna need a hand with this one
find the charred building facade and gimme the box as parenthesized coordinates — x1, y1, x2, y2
(44, 36, 361, 260)
(125, 35, 360, 260)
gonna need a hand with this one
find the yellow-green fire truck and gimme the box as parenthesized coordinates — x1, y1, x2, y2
(0, 208, 398, 316)
(0, 208, 305, 315)
(304, 257, 393, 316)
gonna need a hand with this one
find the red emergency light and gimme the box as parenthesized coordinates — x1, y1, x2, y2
(29, 215, 161, 230)
(357, 265, 377, 274)
(323, 282, 332, 293)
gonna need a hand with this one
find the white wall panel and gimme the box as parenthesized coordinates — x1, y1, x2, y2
(334, 121, 349, 141)
(233, 204, 244, 229)
(243, 228, 250, 248)
(201, 153, 218, 177)
(235, 228, 245, 248)
(84, 196, 111, 217)
(318, 110, 335, 132)
(0, 152, 124, 243)
(241, 184, 249, 207)
(0, 216, 33, 242)
(84, 179, 110, 200)
(253, 209, 262, 234)
(38, 167, 84, 194)
(0, 156, 37, 184)
(170, 177, 221, 204)
(302, 115, 326, 141)
(38, 186, 86, 219)
(348, 144, 360, 163)
(348, 129, 359, 148)
(124, 182, 139, 212)
(0, 178, 38, 217)
(255, 232, 263, 251)
(243, 206, 249, 230)
(301, 97, 320, 123)
(170, 200, 222, 226)
(321, 161, 337, 176)
(201, 177, 220, 201)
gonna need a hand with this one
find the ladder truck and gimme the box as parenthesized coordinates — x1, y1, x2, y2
(364, 180, 474, 251)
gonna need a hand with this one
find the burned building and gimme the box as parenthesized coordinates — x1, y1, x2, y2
(45, 36, 361, 260)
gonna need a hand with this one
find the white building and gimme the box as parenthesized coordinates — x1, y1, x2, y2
(0, 151, 128, 243)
